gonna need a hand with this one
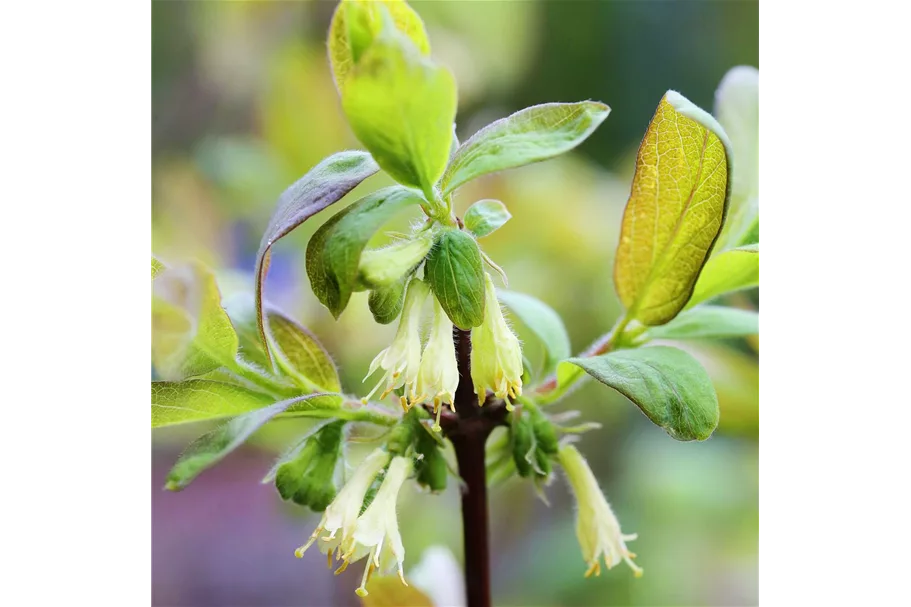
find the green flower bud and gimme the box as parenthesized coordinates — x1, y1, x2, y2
(358, 233, 433, 290)
(368, 276, 407, 324)
(386, 419, 415, 456)
(275, 421, 345, 511)
(417, 445, 448, 492)
(511, 414, 535, 478)
(413, 418, 448, 492)
(531, 410, 559, 456)
(533, 446, 553, 479)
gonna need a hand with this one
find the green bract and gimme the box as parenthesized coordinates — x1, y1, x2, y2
(424, 229, 486, 329)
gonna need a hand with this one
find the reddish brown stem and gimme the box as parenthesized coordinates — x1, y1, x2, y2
(442, 328, 507, 607)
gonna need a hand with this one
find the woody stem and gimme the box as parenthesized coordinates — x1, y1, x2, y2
(444, 328, 502, 607)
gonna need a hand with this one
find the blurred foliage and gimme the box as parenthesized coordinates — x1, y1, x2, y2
(152, 1, 758, 605)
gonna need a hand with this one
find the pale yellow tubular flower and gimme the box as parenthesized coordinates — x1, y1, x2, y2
(352, 456, 414, 597)
(470, 273, 523, 404)
(558, 444, 642, 578)
(414, 296, 459, 431)
(295, 448, 390, 567)
(362, 279, 430, 406)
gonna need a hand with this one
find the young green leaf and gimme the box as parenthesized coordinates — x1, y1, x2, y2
(614, 91, 732, 326)
(328, 0, 431, 93)
(152, 380, 274, 428)
(152, 262, 239, 381)
(368, 276, 408, 324)
(267, 310, 341, 392)
(424, 229, 486, 329)
(641, 305, 758, 342)
(686, 244, 758, 309)
(306, 186, 424, 318)
(165, 393, 342, 491)
(463, 199, 511, 238)
(714, 66, 759, 250)
(496, 289, 571, 375)
(562, 346, 719, 441)
(440, 102, 610, 196)
(255, 151, 378, 364)
(341, 15, 456, 197)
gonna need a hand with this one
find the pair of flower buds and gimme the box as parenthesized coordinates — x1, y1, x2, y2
(363, 272, 524, 430)
(296, 444, 641, 597)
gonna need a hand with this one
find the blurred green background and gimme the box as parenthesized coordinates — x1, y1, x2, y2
(152, 1, 758, 605)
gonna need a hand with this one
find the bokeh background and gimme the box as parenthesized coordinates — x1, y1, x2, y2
(152, 1, 759, 606)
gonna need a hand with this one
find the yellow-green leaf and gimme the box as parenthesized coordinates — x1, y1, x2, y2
(152, 262, 239, 381)
(152, 380, 273, 428)
(328, 0, 430, 93)
(341, 16, 456, 196)
(267, 310, 341, 393)
(359, 576, 435, 607)
(686, 244, 758, 309)
(614, 91, 732, 326)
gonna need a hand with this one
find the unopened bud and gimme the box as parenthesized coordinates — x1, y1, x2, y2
(274, 421, 345, 511)
(358, 233, 433, 289)
(511, 414, 535, 478)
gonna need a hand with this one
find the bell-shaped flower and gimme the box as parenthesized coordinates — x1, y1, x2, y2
(558, 444, 643, 578)
(363, 279, 429, 407)
(351, 455, 414, 597)
(413, 296, 459, 431)
(295, 448, 390, 565)
(470, 273, 523, 402)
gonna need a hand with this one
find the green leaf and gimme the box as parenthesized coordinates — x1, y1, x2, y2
(686, 244, 759, 309)
(255, 151, 378, 364)
(440, 102, 610, 196)
(368, 276, 408, 324)
(328, 0, 431, 93)
(360, 576, 435, 607)
(267, 310, 341, 392)
(341, 14, 456, 196)
(463, 199, 511, 238)
(152, 380, 274, 428)
(152, 262, 239, 381)
(165, 393, 342, 490)
(642, 305, 758, 342)
(496, 289, 570, 374)
(562, 346, 719, 441)
(424, 229, 485, 329)
(306, 186, 423, 318)
(714, 66, 759, 250)
(614, 91, 732, 326)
